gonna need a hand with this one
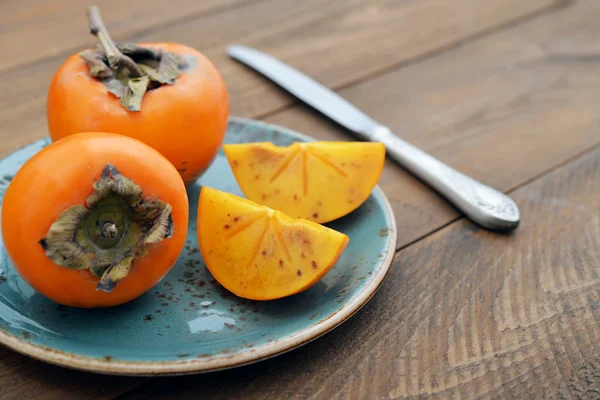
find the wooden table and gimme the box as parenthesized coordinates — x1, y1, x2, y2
(1, 0, 599, 398)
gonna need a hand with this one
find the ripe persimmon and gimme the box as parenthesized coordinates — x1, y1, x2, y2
(197, 187, 349, 300)
(1, 133, 188, 308)
(224, 142, 386, 223)
(47, 7, 229, 185)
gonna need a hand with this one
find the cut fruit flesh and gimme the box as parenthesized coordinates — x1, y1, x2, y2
(224, 141, 386, 223)
(198, 187, 349, 300)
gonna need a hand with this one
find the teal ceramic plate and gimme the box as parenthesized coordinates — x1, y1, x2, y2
(0, 117, 396, 375)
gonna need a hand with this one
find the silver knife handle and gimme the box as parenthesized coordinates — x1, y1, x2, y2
(370, 126, 520, 231)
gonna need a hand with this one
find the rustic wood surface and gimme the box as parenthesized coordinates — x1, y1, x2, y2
(0, 0, 599, 398)
(0, 0, 563, 156)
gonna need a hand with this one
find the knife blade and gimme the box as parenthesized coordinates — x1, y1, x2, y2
(227, 45, 520, 231)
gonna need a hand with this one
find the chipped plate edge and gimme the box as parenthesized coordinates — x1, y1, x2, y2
(0, 116, 397, 376)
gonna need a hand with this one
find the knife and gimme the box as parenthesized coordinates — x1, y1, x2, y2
(227, 45, 520, 231)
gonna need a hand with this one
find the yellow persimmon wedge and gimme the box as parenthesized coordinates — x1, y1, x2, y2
(198, 187, 349, 300)
(224, 142, 385, 223)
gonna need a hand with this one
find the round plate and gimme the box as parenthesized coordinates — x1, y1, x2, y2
(0, 117, 396, 375)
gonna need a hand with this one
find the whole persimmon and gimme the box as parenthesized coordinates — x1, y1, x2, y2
(47, 6, 229, 185)
(1, 133, 189, 308)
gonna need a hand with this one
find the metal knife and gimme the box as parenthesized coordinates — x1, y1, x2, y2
(227, 45, 520, 231)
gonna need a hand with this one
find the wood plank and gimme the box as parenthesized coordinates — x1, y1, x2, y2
(0, 0, 257, 73)
(0, 346, 144, 400)
(0, 0, 562, 156)
(216, 0, 565, 118)
(117, 142, 600, 398)
(264, 0, 600, 248)
(117, 0, 600, 397)
(0, 0, 589, 398)
(0, 0, 358, 155)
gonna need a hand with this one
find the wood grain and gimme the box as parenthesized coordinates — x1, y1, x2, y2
(0, 0, 562, 157)
(0, 0, 598, 399)
(118, 1, 600, 397)
(218, 0, 565, 118)
(265, 0, 600, 248)
(0, 346, 143, 400)
(2, 1, 569, 398)
(118, 145, 600, 399)
(0, 0, 256, 73)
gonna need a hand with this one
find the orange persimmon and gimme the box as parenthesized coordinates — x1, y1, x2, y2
(47, 7, 229, 185)
(224, 142, 386, 223)
(1, 133, 189, 308)
(197, 187, 349, 300)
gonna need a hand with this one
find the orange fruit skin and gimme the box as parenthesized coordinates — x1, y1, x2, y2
(224, 142, 386, 223)
(198, 187, 349, 300)
(1, 133, 189, 308)
(47, 43, 230, 185)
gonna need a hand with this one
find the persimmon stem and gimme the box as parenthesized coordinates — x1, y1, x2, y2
(81, 6, 186, 111)
(101, 221, 118, 239)
(87, 6, 142, 78)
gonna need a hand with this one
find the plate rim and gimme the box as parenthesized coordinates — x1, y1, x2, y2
(0, 116, 397, 375)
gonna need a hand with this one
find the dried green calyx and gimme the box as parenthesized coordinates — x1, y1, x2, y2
(40, 165, 173, 292)
(79, 6, 189, 112)
(80, 44, 187, 112)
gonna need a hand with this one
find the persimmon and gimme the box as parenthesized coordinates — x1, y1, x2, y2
(47, 7, 229, 185)
(1, 133, 188, 308)
(197, 187, 349, 300)
(224, 141, 386, 223)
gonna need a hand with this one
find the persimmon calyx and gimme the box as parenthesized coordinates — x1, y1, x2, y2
(80, 7, 189, 112)
(79, 44, 187, 112)
(39, 165, 174, 293)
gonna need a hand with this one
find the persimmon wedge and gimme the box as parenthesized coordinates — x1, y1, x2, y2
(198, 187, 349, 300)
(224, 142, 385, 223)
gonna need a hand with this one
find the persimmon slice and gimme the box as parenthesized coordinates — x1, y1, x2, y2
(224, 142, 385, 223)
(198, 187, 349, 300)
